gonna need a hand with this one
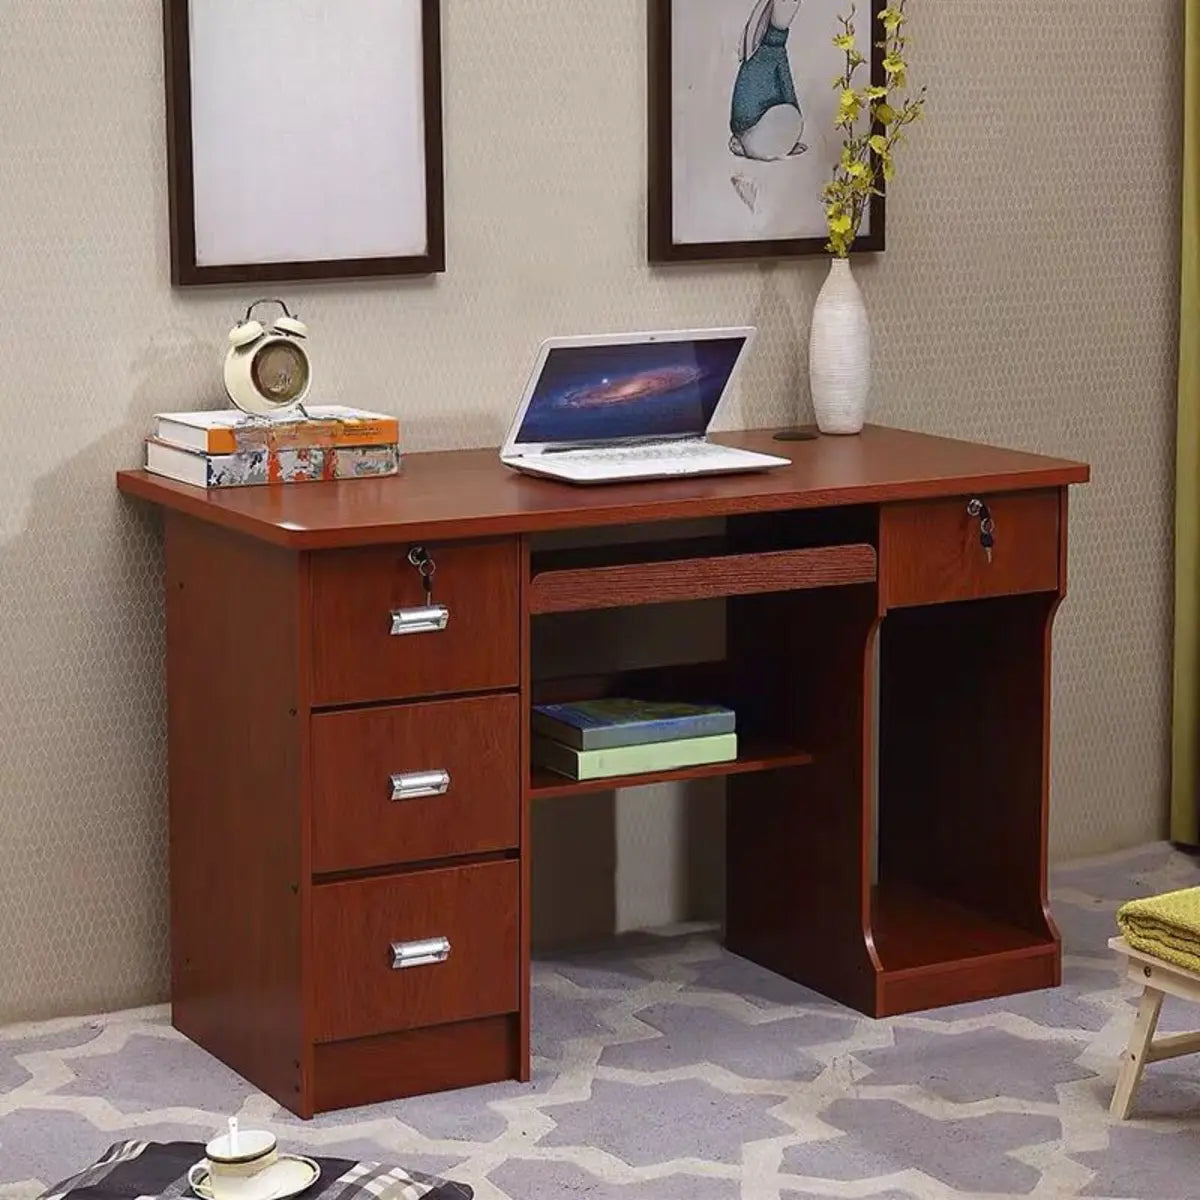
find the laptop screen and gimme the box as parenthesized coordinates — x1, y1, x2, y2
(513, 335, 748, 446)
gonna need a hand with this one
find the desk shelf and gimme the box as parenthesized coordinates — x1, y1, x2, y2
(529, 739, 814, 799)
(872, 881, 1055, 970)
(872, 881, 1059, 1015)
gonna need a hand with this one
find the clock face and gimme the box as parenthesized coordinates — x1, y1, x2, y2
(250, 340, 310, 405)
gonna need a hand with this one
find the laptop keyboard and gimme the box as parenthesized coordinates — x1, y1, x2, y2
(553, 441, 741, 465)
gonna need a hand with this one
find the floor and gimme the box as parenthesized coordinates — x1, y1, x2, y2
(3, 844, 1200, 1200)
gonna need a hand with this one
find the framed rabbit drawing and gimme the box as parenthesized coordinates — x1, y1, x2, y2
(648, 0, 886, 263)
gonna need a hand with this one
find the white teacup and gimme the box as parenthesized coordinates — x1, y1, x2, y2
(188, 1121, 278, 1200)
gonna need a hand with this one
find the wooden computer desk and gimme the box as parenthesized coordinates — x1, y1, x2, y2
(117, 425, 1090, 1117)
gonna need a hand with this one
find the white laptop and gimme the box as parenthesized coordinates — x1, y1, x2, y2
(499, 328, 791, 484)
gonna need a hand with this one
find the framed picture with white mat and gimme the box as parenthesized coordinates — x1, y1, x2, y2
(163, 0, 444, 285)
(647, 0, 886, 263)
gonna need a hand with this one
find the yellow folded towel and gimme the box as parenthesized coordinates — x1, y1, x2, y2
(1117, 887, 1200, 973)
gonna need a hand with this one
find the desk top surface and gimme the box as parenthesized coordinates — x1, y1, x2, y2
(117, 425, 1089, 549)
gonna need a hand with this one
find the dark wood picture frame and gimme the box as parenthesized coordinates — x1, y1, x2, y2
(647, 0, 887, 264)
(163, 0, 445, 286)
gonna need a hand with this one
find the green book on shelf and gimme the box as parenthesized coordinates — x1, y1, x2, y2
(532, 732, 738, 781)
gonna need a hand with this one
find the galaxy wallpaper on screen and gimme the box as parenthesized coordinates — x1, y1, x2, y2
(515, 338, 746, 444)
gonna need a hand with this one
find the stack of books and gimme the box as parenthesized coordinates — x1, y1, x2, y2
(531, 698, 737, 781)
(143, 405, 401, 489)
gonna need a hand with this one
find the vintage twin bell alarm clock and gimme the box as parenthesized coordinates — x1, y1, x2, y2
(224, 299, 311, 416)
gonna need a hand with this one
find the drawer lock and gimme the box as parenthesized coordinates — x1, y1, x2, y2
(966, 498, 996, 564)
(390, 769, 451, 802)
(390, 936, 451, 970)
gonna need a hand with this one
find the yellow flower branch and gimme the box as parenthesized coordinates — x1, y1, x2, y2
(823, 2, 926, 257)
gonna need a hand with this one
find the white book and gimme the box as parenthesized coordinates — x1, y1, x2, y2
(144, 439, 399, 489)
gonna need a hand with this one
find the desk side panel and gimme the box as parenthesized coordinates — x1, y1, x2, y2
(166, 513, 306, 1113)
(518, 535, 533, 1079)
(725, 584, 881, 1013)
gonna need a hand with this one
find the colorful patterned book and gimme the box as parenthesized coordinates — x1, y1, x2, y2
(144, 439, 399, 488)
(532, 732, 738, 781)
(153, 405, 400, 454)
(531, 698, 736, 750)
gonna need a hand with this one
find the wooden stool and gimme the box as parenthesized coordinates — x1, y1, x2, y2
(1109, 936, 1200, 1118)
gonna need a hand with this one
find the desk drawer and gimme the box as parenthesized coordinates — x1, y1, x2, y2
(312, 860, 520, 1043)
(311, 694, 520, 873)
(880, 490, 1060, 610)
(309, 539, 520, 706)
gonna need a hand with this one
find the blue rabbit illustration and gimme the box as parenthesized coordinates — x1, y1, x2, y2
(730, 0, 807, 161)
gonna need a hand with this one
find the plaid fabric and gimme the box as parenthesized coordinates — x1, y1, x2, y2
(39, 1142, 472, 1200)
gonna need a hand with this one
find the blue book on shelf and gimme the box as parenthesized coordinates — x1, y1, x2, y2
(531, 698, 736, 750)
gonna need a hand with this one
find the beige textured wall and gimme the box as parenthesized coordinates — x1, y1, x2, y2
(0, 0, 1181, 1021)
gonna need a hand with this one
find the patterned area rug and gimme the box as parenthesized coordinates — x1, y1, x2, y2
(3, 843, 1200, 1200)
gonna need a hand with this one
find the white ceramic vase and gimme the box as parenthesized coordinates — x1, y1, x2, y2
(808, 257, 871, 435)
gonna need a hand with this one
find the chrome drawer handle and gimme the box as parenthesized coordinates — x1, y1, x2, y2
(390, 605, 449, 636)
(390, 769, 450, 802)
(391, 936, 451, 970)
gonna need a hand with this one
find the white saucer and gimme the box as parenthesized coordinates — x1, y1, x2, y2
(189, 1156, 320, 1200)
